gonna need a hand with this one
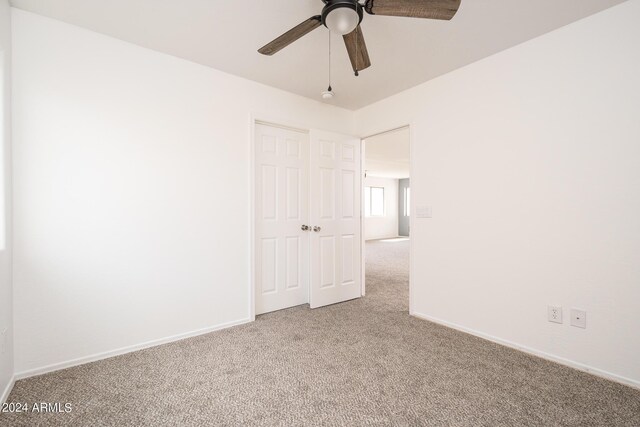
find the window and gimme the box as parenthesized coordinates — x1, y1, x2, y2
(365, 187, 384, 217)
(404, 187, 411, 217)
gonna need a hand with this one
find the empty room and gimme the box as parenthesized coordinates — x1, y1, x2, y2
(1, 0, 639, 426)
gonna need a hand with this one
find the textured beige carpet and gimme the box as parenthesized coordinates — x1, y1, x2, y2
(2, 239, 640, 426)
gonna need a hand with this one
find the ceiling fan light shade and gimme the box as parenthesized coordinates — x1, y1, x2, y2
(321, 0, 363, 36)
(326, 7, 359, 35)
(321, 90, 335, 99)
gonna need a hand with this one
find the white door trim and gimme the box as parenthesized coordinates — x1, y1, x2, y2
(408, 122, 415, 315)
(360, 139, 366, 296)
(254, 119, 309, 134)
(249, 116, 256, 321)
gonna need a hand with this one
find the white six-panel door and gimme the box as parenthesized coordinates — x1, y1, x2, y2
(255, 124, 310, 315)
(254, 124, 361, 314)
(309, 130, 362, 308)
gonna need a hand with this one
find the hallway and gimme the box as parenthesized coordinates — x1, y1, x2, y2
(364, 238, 410, 312)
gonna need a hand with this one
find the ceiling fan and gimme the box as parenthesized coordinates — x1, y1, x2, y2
(258, 0, 461, 75)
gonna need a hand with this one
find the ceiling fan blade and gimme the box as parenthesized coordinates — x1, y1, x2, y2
(364, 0, 461, 20)
(258, 16, 322, 56)
(343, 26, 371, 74)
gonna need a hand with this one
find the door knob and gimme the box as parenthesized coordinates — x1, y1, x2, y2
(313, 226, 321, 232)
(301, 225, 310, 231)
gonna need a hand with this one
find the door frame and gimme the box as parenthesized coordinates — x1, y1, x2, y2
(360, 124, 414, 314)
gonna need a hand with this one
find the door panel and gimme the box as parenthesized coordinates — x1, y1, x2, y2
(261, 238, 278, 294)
(261, 165, 277, 220)
(285, 236, 301, 289)
(320, 168, 335, 219)
(255, 124, 309, 315)
(342, 170, 355, 218)
(320, 236, 336, 289)
(286, 168, 300, 219)
(342, 234, 355, 284)
(309, 131, 361, 308)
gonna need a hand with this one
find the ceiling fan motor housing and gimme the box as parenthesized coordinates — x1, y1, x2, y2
(321, 0, 364, 31)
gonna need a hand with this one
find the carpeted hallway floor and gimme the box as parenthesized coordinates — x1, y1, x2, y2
(2, 239, 640, 426)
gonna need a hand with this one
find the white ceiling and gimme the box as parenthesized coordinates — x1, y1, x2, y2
(365, 127, 410, 179)
(11, 0, 627, 110)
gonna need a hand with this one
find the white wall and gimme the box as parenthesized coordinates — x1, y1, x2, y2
(11, 9, 355, 375)
(364, 176, 398, 240)
(356, 0, 640, 387)
(10, 0, 640, 389)
(0, 0, 13, 402)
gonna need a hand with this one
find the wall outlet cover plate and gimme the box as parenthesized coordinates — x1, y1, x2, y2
(547, 306, 563, 324)
(570, 308, 587, 329)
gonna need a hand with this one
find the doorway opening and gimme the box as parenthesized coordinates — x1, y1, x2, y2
(361, 126, 411, 312)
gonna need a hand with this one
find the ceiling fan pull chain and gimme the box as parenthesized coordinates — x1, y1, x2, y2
(328, 30, 332, 91)
(321, 30, 334, 98)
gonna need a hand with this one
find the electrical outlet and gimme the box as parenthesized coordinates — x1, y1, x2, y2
(548, 306, 563, 324)
(570, 309, 586, 329)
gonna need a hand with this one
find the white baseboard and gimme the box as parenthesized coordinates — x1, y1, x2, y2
(14, 317, 253, 381)
(412, 312, 640, 390)
(1, 375, 15, 404)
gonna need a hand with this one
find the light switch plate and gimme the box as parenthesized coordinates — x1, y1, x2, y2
(570, 308, 586, 329)
(416, 205, 432, 218)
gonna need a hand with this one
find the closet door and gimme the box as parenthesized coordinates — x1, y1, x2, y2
(309, 130, 362, 308)
(255, 124, 309, 315)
